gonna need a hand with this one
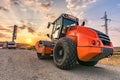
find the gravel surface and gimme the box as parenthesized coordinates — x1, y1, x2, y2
(0, 49, 120, 80)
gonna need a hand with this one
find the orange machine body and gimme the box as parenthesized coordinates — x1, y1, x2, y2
(35, 25, 113, 62)
(66, 26, 113, 61)
(35, 41, 53, 55)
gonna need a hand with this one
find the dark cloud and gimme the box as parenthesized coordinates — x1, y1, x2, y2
(39, 0, 53, 11)
(0, 6, 9, 12)
(0, 24, 36, 36)
(44, 13, 56, 20)
(20, 20, 25, 23)
(37, 32, 43, 36)
(9, 0, 53, 12)
(9, 0, 37, 6)
(19, 25, 36, 34)
(27, 27, 35, 34)
(19, 25, 26, 30)
(10, 0, 21, 6)
(41, 1, 52, 8)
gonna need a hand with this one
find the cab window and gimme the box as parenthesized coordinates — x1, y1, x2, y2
(61, 18, 78, 35)
(52, 18, 61, 39)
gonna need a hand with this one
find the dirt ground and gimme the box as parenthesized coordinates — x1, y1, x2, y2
(0, 49, 120, 80)
(99, 55, 120, 66)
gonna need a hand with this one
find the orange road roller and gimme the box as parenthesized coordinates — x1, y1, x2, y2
(35, 13, 113, 70)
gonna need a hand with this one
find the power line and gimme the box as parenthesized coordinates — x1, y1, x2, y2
(111, 20, 120, 23)
(101, 11, 111, 35)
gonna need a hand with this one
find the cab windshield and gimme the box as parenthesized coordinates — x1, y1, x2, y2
(63, 18, 78, 27)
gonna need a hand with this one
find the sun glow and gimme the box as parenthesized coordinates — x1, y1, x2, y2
(25, 38, 33, 44)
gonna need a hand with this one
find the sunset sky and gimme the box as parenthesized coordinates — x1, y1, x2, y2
(0, 0, 120, 46)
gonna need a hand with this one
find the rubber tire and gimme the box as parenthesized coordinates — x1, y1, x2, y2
(53, 37, 77, 70)
(77, 60, 98, 66)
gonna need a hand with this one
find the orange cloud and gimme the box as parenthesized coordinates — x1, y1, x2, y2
(0, 33, 11, 38)
(0, 25, 12, 32)
(0, 33, 6, 37)
(0, 6, 9, 12)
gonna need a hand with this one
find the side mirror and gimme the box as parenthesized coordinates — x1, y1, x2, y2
(47, 34, 50, 38)
(47, 22, 51, 28)
(56, 27, 60, 30)
(81, 21, 85, 26)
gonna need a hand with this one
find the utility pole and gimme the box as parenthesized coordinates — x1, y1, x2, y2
(101, 11, 111, 35)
